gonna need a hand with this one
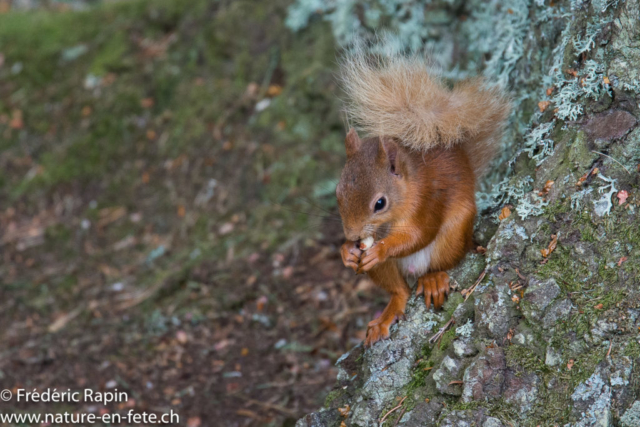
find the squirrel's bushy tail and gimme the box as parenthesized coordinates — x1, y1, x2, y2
(340, 48, 511, 178)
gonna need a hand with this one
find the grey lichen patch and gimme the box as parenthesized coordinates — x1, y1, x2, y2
(433, 355, 467, 396)
(621, 401, 640, 427)
(474, 284, 517, 340)
(328, 296, 446, 426)
(462, 347, 506, 403)
(609, 127, 640, 171)
(607, 0, 640, 88)
(570, 357, 635, 427)
(521, 278, 561, 323)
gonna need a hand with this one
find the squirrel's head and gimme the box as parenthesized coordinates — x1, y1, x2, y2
(336, 128, 412, 242)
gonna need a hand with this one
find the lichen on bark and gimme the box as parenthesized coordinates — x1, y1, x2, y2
(293, 0, 640, 425)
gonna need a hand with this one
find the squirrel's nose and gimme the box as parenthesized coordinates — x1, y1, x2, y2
(343, 227, 361, 242)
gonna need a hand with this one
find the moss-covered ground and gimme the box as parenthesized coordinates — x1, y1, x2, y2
(0, 1, 391, 425)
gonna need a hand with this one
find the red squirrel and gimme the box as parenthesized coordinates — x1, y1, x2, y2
(336, 51, 510, 346)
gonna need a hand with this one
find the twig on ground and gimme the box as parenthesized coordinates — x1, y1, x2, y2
(592, 151, 631, 175)
(392, 405, 408, 427)
(233, 394, 298, 417)
(461, 267, 488, 301)
(379, 396, 407, 424)
(607, 341, 613, 357)
(429, 318, 455, 344)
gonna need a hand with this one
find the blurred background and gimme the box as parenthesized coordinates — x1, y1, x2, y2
(0, 0, 395, 426)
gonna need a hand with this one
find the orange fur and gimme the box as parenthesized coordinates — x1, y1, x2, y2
(336, 50, 509, 346)
(340, 49, 511, 178)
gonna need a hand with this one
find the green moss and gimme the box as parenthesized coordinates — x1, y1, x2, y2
(505, 344, 549, 374)
(445, 399, 481, 412)
(438, 328, 457, 353)
(545, 199, 571, 222)
(89, 31, 130, 76)
(324, 389, 344, 408)
(567, 131, 597, 171)
(622, 340, 640, 358)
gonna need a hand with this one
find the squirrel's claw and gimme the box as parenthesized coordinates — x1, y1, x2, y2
(340, 241, 362, 272)
(417, 272, 450, 310)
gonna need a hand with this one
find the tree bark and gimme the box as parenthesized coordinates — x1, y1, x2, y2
(297, 0, 640, 425)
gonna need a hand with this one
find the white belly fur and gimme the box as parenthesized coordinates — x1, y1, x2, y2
(399, 242, 435, 278)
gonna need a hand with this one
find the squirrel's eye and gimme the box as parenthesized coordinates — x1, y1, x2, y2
(374, 197, 386, 212)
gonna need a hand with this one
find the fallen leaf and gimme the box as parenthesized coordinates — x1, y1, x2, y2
(618, 256, 628, 266)
(538, 100, 551, 112)
(219, 222, 234, 235)
(256, 295, 268, 312)
(141, 98, 154, 108)
(540, 180, 554, 195)
(267, 85, 283, 97)
(603, 76, 610, 85)
(338, 404, 350, 417)
(176, 330, 188, 344)
(540, 234, 558, 258)
(595, 303, 604, 310)
(498, 206, 512, 221)
(97, 207, 127, 228)
(576, 172, 589, 186)
(245, 82, 259, 97)
(226, 382, 240, 393)
(506, 328, 515, 341)
(567, 359, 574, 370)
(475, 245, 487, 254)
(282, 265, 294, 279)
(591, 167, 599, 176)
(49, 306, 84, 333)
(241, 347, 249, 356)
(546, 86, 555, 96)
(617, 190, 629, 205)
(177, 205, 186, 217)
(10, 109, 23, 129)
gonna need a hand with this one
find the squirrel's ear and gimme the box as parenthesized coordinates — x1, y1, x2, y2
(345, 128, 362, 157)
(379, 138, 400, 176)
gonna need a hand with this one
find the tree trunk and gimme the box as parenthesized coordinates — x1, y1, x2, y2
(297, 0, 640, 425)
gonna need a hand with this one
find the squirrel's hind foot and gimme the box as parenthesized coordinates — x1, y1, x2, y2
(416, 271, 450, 310)
(364, 295, 407, 346)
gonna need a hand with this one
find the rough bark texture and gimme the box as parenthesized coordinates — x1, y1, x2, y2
(297, 0, 640, 425)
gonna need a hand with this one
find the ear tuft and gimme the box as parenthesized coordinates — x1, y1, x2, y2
(345, 128, 362, 157)
(380, 138, 399, 175)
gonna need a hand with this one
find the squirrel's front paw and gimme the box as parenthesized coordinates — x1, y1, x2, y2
(357, 242, 387, 273)
(365, 322, 391, 346)
(340, 241, 362, 272)
(416, 271, 450, 310)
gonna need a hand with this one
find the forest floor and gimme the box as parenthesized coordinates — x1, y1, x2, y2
(0, 1, 386, 426)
